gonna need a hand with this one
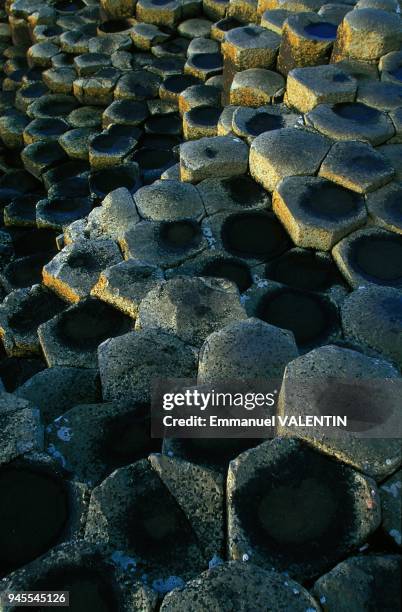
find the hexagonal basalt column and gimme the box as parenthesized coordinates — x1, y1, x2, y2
(249, 127, 331, 192)
(101, 0, 137, 19)
(183, 105, 222, 139)
(231, 105, 300, 143)
(285, 64, 357, 113)
(136, 0, 182, 27)
(221, 25, 281, 103)
(331, 8, 402, 63)
(98, 328, 197, 402)
(43, 239, 122, 303)
(184, 52, 223, 82)
(180, 135, 249, 182)
(278, 345, 402, 480)
(313, 555, 402, 612)
(38, 297, 133, 368)
(333, 226, 402, 289)
(379, 50, 402, 84)
(277, 12, 338, 76)
(0, 284, 65, 357)
(196, 174, 270, 215)
(341, 285, 402, 368)
(135, 179, 205, 222)
(245, 282, 340, 349)
(198, 317, 298, 383)
(366, 180, 402, 234)
(1, 541, 158, 611)
(273, 175, 367, 251)
(319, 140, 395, 193)
(160, 562, 320, 611)
(229, 68, 284, 106)
(136, 276, 247, 347)
(306, 101, 395, 146)
(227, 438, 381, 581)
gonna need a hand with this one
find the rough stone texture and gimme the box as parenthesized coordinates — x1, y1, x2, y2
(286, 64, 358, 113)
(0, 406, 43, 466)
(332, 227, 402, 289)
(232, 104, 301, 143)
(160, 562, 320, 611)
(250, 127, 331, 192)
(306, 102, 396, 146)
(380, 469, 402, 547)
(366, 181, 402, 234)
(92, 187, 140, 242)
(180, 135, 249, 183)
(92, 259, 164, 319)
(136, 276, 247, 347)
(227, 438, 381, 581)
(43, 239, 122, 303)
(198, 317, 298, 383)
(319, 140, 395, 193)
(0, 541, 158, 612)
(331, 8, 402, 62)
(313, 555, 402, 612)
(84, 460, 207, 585)
(229, 68, 285, 106)
(98, 328, 197, 402)
(134, 179, 205, 221)
(341, 285, 402, 368)
(278, 345, 402, 480)
(15, 366, 100, 424)
(273, 175, 367, 250)
(222, 25, 281, 70)
(196, 174, 271, 215)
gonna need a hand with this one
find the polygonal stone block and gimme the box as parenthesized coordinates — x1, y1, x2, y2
(285, 64, 357, 113)
(249, 127, 331, 192)
(59, 127, 99, 161)
(0, 404, 43, 466)
(102, 99, 149, 127)
(121, 219, 208, 268)
(183, 105, 221, 139)
(229, 68, 284, 106)
(160, 562, 320, 611)
(341, 285, 402, 368)
(319, 140, 395, 193)
(136, 276, 247, 347)
(46, 401, 161, 486)
(227, 0, 259, 23)
(306, 101, 395, 146)
(273, 175, 367, 250)
(178, 83, 221, 115)
(15, 365, 100, 423)
(88, 126, 138, 169)
(0, 284, 65, 357)
(131, 23, 170, 50)
(85, 460, 206, 587)
(136, 0, 182, 27)
(377, 143, 402, 180)
(38, 297, 133, 368)
(260, 8, 291, 34)
(379, 49, 402, 84)
(277, 12, 338, 75)
(0, 540, 158, 611)
(232, 104, 301, 143)
(313, 555, 401, 612)
(43, 238, 122, 303)
(198, 317, 298, 383)
(184, 52, 223, 81)
(332, 227, 402, 289)
(222, 24, 281, 71)
(366, 180, 402, 234)
(278, 344, 402, 480)
(196, 174, 271, 215)
(331, 8, 402, 62)
(227, 438, 381, 581)
(91, 259, 164, 319)
(21, 141, 68, 178)
(73, 68, 121, 106)
(180, 135, 249, 183)
(356, 80, 402, 112)
(134, 179, 205, 221)
(98, 328, 197, 402)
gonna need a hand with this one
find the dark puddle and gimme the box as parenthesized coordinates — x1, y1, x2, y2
(234, 445, 358, 572)
(265, 249, 343, 291)
(352, 233, 402, 284)
(301, 181, 363, 219)
(190, 53, 223, 70)
(256, 287, 339, 346)
(89, 164, 140, 199)
(187, 106, 221, 126)
(221, 211, 289, 260)
(201, 257, 253, 292)
(55, 298, 132, 351)
(1, 253, 53, 289)
(162, 74, 199, 94)
(98, 20, 132, 33)
(221, 175, 267, 206)
(0, 355, 46, 392)
(304, 22, 337, 39)
(332, 102, 381, 123)
(244, 112, 284, 136)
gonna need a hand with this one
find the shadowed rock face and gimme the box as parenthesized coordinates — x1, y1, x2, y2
(221, 212, 289, 260)
(0, 466, 68, 575)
